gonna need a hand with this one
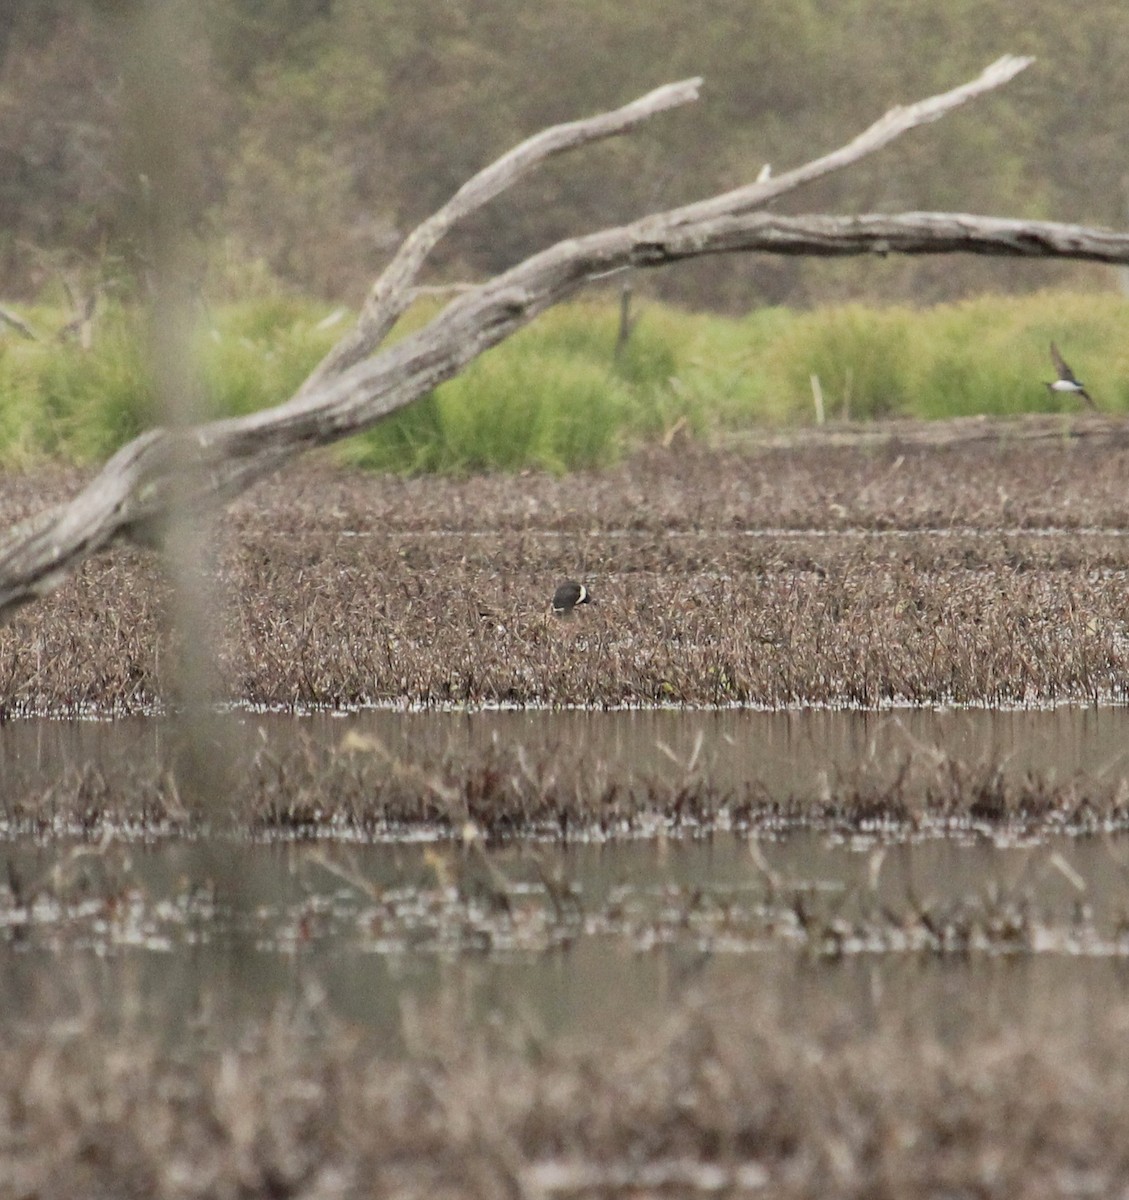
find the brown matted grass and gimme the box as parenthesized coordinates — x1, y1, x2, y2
(6, 977, 1129, 1199)
(5, 434, 1129, 713)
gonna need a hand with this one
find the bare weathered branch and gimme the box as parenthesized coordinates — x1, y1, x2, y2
(653, 54, 1033, 229)
(300, 77, 703, 392)
(305, 56, 1028, 395)
(646, 210, 1129, 264)
(0, 306, 40, 341)
(5, 56, 1121, 622)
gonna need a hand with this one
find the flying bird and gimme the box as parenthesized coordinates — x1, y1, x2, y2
(1046, 343, 1096, 410)
(551, 580, 593, 616)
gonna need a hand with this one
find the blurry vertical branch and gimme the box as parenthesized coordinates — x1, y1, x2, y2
(3, 54, 1129, 622)
(116, 4, 233, 810)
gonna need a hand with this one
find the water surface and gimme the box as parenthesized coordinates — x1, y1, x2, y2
(5, 703, 1128, 793)
(3, 705, 1129, 1050)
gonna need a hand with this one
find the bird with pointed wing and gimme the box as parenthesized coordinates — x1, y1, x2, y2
(1046, 343, 1096, 410)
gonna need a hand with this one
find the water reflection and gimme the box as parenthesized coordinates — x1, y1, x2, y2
(1, 829, 1128, 1049)
(3, 705, 1129, 1050)
(4, 704, 1129, 794)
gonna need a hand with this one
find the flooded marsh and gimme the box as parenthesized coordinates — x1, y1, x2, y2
(6, 437, 1129, 1195)
(5, 704, 1129, 1194)
(5, 705, 1129, 839)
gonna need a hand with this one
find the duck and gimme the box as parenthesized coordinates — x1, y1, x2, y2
(551, 580, 593, 616)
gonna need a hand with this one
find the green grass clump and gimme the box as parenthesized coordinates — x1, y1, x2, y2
(0, 296, 339, 465)
(195, 296, 342, 418)
(618, 302, 791, 433)
(773, 305, 913, 420)
(344, 300, 683, 474)
(768, 291, 1129, 421)
(344, 316, 634, 474)
(0, 305, 154, 463)
(2, 288, 1128, 474)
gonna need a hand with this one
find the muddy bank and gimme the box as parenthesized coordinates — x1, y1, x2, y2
(4, 434, 1129, 712)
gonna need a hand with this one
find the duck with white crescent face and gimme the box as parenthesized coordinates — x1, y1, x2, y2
(551, 580, 593, 616)
(1046, 342, 1096, 410)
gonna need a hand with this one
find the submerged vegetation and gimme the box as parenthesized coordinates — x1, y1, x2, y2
(1, 289, 1128, 473)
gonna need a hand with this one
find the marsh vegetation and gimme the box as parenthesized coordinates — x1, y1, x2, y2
(6, 702, 1129, 1197)
(6, 9, 1129, 1194)
(4, 439, 1129, 715)
(2, 438, 1129, 1196)
(3, 291, 1129, 473)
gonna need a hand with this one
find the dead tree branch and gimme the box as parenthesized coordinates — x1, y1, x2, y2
(5, 54, 1127, 621)
(300, 76, 703, 393)
(0, 306, 40, 341)
(646, 53, 1033, 228)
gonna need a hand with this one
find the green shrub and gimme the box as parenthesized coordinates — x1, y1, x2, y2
(196, 296, 341, 417)
(345, 341, 637, 474)
(773, 305, 914, 421)
(0, 305, 154, 462)
(760, 292, 1129, 423)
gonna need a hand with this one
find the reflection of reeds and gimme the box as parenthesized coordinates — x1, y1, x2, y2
(6, 736, 1128, 842)
(2, 747, 1127, 964)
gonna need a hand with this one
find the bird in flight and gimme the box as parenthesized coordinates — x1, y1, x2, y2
(1046, 343, 1096, 410)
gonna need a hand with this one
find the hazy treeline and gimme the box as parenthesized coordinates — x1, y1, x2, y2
(1, 0, 1126, 309)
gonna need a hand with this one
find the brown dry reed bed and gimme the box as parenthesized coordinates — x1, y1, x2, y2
(6, 731, 1128, 842)
(6, 436, 1129, 714)
(5, 761, 1128, 964)
(8, 979, 1129, 1199)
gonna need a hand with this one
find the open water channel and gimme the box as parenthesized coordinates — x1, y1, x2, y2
(3, 706, 1129, 1052)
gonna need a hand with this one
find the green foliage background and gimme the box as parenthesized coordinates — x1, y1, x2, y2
(3, 291, 1126, 472)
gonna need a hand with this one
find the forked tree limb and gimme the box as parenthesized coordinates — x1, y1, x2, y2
(304, 55, 1030, 393)
(4, 54, 1127, 621)
(645, 53, 1033, 230)
(300, 77, 703, 392)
